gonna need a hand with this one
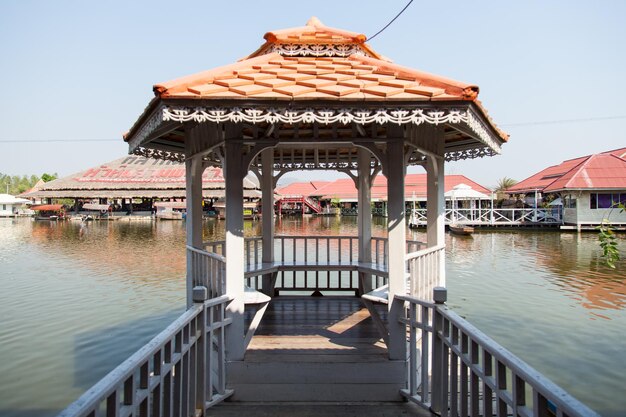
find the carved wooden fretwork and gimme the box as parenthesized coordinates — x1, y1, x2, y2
(268, 43, 367, 57)
(162, 106, 502, 154)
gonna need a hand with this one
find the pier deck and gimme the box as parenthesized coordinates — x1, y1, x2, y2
(245, 297, 387, 360)
(227, 297, 408, 403)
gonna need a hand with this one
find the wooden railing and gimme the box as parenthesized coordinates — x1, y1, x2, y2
(58, 291, 232, 417)
(187, 246, 226, 298)
(397, 289, 599, 417)
(407, 245, 445, 301)
(203, 236, 425, 294)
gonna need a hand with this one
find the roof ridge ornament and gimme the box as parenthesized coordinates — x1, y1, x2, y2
(249, 17, 376, 59)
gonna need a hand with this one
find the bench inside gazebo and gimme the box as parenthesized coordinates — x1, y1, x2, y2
(59, 18, 600, 417)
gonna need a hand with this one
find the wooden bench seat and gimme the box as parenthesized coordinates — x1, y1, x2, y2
(244, 261, 389, 278)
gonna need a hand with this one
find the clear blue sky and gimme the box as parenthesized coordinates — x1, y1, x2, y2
(1, 1, 624, 188)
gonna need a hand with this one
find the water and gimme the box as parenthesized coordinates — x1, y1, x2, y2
(0, 217, 624, 416)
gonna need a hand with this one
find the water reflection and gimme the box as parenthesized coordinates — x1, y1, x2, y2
(0, 218, 624, 417)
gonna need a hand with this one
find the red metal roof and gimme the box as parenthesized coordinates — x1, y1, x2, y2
(304, 174, 491, 201)
(508, 147, 626, 193)
(30, 204, 64, 211)
(276, 181, 330, 197)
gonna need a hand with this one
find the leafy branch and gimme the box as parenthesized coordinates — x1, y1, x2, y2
(597, 202, 625, 268)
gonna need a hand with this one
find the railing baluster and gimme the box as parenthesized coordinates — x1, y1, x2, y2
(409, 303, 417, 396)
(450, 325, 459, 417)
(483, 350, 494, 417)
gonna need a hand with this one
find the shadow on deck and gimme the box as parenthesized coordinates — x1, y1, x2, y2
(245, 296, 388, 361)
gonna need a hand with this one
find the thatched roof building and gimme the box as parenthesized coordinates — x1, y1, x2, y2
(22, 155, 261, 200)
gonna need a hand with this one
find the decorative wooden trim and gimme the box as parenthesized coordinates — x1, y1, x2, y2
(162, 106, 502, 153)
(133, 106, 500, 163)
(268, 43, 367, 57)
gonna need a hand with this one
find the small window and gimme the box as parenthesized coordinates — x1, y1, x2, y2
(591, 193, 623, 209)
(2, 204, 6, 211)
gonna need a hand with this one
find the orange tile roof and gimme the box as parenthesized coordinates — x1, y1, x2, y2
(154, 53, 479, 103)
(153, 18, 480, 104)
(140, 17, 508, 144)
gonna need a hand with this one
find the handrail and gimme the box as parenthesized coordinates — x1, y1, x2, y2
(187, 245, 226, 262)
(406, 245, 445, 300)
(59, 294, 232, 417)
(406, 244, 445, 260)
(397, 290, 600, 417)
(437, 307, 599, 417)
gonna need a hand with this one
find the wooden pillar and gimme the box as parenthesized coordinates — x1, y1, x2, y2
(385, 139, 407, 360)
(185, 155, 204, 308)
(426, 153, 446, 287)
(261, 149, 275, 295)
(357, 148, 373, 294)
(224, 140, 246, 361)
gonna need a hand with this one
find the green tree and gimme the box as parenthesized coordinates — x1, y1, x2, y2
(494, 177, 518, 200)
(0, 173, 41, 195)
(597, 202, 625, 268)
(41, 173, 58, 182)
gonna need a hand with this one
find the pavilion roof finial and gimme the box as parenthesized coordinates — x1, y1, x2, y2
(249, 17, 374, 59)
(306, 16, 324, 27)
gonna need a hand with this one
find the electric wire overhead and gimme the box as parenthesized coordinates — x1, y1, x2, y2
(367, 0, 414, 41)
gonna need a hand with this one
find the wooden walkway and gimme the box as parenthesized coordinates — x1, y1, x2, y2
(245, 297, 388, 361)
(207, 401, 434, 416)
(209, 297, 433, 415)
(225, 297, 408, 403)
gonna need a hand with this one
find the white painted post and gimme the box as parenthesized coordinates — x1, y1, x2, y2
(185, 155, 205, 308)
(426, 153, 446, 288)
(357, 148, 373, 294)
(224, 140, 246, 361)
(385, 140, 407, 360)
(261, 149, 275, 295)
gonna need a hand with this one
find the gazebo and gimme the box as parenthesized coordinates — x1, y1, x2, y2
(122, 16, 506, 403)
(60, 17, 601, 417)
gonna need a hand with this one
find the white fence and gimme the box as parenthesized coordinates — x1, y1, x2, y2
(187, 246, 226, 299)
(204, 235, 424, 293)
(407, 245, 445, 301)
(397, 289, 599, 417)
(410, 207, 563, 227)
(58, 292, 232, 417)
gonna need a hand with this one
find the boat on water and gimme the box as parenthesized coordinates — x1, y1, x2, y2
(154, 201, 186, 220)
(80, 203, 112, 221)
(213, 200, 260, 220)
(449, 224, 474, 235)
(31, 204, 66, 221)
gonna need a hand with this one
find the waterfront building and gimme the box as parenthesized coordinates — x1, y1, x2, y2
(507, 147, 626, 228)
(299, 174, 491, 216)
(275, 180, 330, 214)
(0, 194, 30, 217)
(21, 155, 261, 217)
(60, 17, 599, 417)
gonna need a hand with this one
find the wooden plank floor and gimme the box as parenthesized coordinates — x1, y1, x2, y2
(244, 296, 389, 362)
(208, 402, 436, 417)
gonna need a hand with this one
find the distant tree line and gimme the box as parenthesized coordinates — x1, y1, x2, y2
(0, 172, 57, 195)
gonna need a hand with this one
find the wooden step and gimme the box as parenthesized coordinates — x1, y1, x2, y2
(227, 359, 406, 402)
(207, 401, 435, 416)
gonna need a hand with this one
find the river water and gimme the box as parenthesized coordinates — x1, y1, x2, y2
(0, 217, 624, 416)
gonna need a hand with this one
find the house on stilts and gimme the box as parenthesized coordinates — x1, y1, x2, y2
(59, 18, 599, 417)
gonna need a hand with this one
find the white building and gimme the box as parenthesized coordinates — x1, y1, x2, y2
(0, 194, 30, 217)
